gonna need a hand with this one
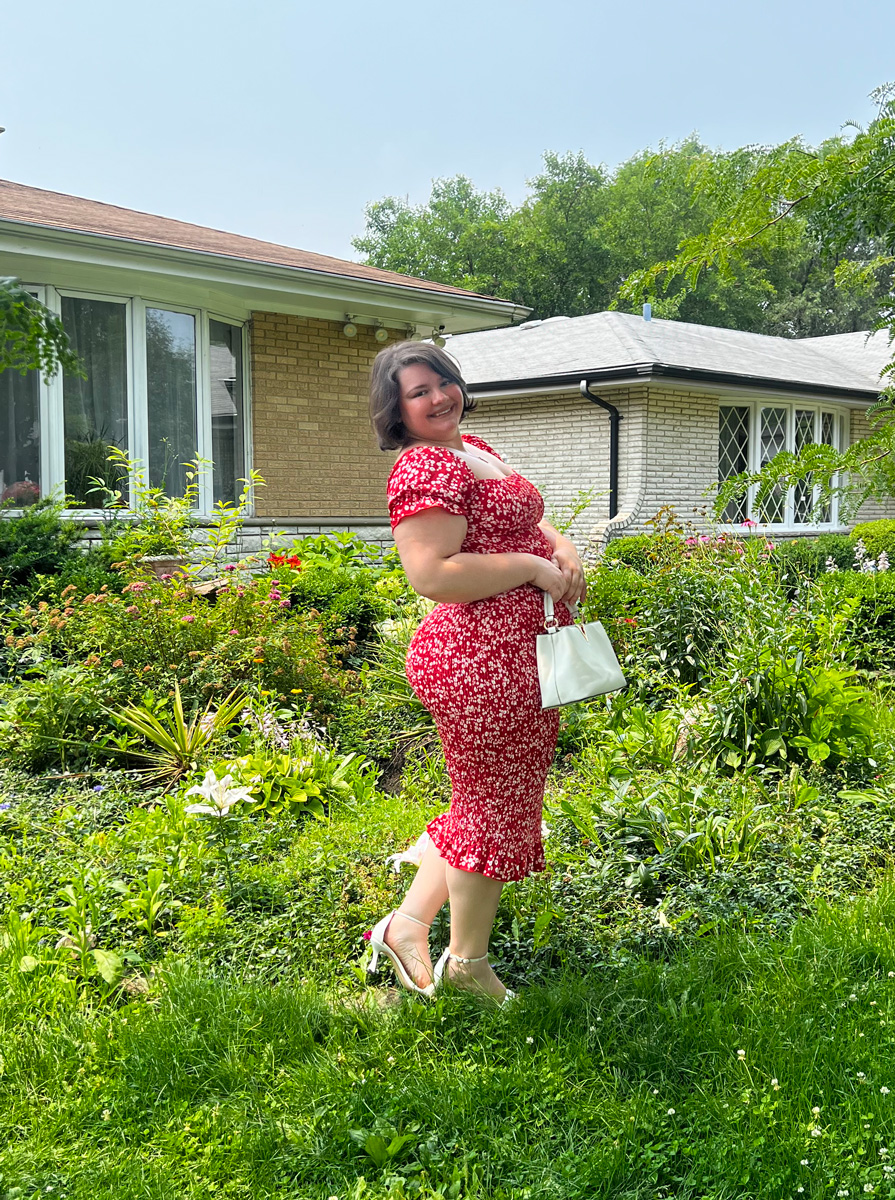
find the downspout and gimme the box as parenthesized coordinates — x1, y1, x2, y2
(579, 378, 647, 556)
(580, 380, 621, 519)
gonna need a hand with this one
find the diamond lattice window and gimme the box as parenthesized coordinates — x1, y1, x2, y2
(718, 406, 750, 522)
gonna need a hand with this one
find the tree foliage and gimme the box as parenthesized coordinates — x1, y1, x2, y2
(353, 128, 892, 334)
(0, 277, 81, 377)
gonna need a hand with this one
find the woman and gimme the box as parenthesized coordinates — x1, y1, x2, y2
(367, 341, 586, 1002)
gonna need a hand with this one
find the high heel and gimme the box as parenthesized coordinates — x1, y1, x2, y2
(367, 911, 435, 998)
(433, 948, 517, 1006)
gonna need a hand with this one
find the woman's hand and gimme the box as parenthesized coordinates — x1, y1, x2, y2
(527, 554, 568, 603)
(551, 537, 587, 605)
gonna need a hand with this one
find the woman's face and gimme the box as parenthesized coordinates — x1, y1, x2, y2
(397, 362, 464, 446)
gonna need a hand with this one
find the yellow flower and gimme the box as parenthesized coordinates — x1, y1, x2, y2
(252, 657, 264, 663)
(260, 690, 270, 696)
(290, 688, 302, 694)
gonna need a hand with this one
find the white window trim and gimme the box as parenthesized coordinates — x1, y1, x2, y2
(718, 398, 849, 533)
(14, 285, 250, 516)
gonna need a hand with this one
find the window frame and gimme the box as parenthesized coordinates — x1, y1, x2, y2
(11, 285, 250, 516)
(718, 397, 849, 532)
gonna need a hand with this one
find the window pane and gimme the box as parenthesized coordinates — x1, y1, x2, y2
(759, 407, 787, 523)
(146, 308, 197, 498)
(793, 409, 816, 523)
(718, 406, 750, 522)
(209, 320, 244, 505)
(62, 297, 128, 505)
(818, 412, 835, 522)
(0, 367, 40, 504)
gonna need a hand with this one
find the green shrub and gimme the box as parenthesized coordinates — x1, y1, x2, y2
(813, 570, 895, 671)
(2, 573, 349, 719)
(270, 560, 394, 657)
(0, 497, 83, 594)
(602, 532, 686, 574)
(851, 518, 895, 560)
(0, 664, 112, 770)
(773, 533, 854, 579)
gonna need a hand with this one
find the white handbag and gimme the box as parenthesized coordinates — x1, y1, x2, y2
(536, 592, 627, 709)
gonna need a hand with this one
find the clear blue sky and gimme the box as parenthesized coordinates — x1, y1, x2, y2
(2, 0, 893, 262)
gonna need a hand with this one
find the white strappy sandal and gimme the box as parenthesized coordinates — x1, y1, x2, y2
(367, 911, 435, 998)
(433, 947, 517, 1007)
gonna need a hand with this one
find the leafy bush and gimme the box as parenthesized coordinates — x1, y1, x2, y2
(772, 533, 854, 579)
(702, 652, 877, 771)
(0, 498, 83, 594)
(602, 533, 663, 573)
(269, 560, 396, 657)
(1, 573, 350, 721)
(0, 664, 112, 770)
(813, 570, 895, 671)
(851, 518, 895, 559)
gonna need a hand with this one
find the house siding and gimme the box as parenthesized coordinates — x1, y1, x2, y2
(849, 409, 895, 524)
(464, 386, 650, 547)
(250, 314, 397, 521)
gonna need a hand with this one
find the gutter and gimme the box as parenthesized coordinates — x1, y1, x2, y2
(0, 220, 531, 330)
(469, 361, 882, 405)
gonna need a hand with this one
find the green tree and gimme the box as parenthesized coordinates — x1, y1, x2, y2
(0, 277, 80, 377)
(618, 85, 895, 519)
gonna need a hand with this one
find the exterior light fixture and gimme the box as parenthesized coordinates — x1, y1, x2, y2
(373, 323, 389, 344)
(431, 326, 446, 348)
(342, 316, 358, 338)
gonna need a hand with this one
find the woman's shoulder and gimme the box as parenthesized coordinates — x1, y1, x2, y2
(387, 443, 474, 493)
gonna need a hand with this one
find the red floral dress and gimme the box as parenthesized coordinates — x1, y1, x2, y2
(387, 434, 571, 881)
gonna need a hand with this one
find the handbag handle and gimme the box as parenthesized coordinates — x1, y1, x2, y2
(542, 590, 580, 633)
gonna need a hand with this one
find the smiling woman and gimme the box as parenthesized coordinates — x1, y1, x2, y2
(365, 341, 587, 1005)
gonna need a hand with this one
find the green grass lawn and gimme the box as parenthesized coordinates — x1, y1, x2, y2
(3, 765, 895, 1200)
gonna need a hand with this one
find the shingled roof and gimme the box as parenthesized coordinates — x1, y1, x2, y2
(446, 311, 893, 400)
(0, 178, 496, 301)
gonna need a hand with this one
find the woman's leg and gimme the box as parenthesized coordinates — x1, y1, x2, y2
(384, 841, 448, 987)
(444, 864, 509, 1000)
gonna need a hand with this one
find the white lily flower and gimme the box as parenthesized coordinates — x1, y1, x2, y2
(386, 831, 431, 872)
(184, 770, 254, 817)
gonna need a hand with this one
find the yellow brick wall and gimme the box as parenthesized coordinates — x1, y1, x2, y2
(250, 314, 401, 518)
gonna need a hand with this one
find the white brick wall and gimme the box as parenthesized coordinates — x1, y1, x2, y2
(849, 409, 895, 524)
(464, 386, 650, 547)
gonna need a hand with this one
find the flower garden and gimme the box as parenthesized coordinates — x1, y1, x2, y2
(3, 498, 895, 1200)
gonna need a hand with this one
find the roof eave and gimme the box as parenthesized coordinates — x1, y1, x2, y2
(0, 217, 530, 332)
(467, 360, 884, 403)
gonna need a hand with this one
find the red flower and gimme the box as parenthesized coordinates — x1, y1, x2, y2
(285, 555, 302, 569)
(268, 553, 286, 567)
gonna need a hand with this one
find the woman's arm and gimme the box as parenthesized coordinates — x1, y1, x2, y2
(395, 508, 567, 604)
(538, 520, 587, 604)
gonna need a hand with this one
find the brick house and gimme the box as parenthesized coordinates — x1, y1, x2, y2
(0, 179, 525, 550)
(446, 311, 895, 548)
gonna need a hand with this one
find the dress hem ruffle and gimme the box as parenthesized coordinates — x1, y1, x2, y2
(427, 815, 545, 882)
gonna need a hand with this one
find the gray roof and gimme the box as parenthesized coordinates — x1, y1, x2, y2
(445, 311, 893, 399)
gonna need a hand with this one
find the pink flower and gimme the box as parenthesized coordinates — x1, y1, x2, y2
(223, 563, 237, 572)
(279, 600, 291, 609)
(181, 614, 196, 624)
(229, 629, 239, 636)
(742, 519, 757, 528)
(269, 590, 282, 601)
(362, 929, 372, 941)
(765, 541, 776, 551)
(124, 605, 139, 616)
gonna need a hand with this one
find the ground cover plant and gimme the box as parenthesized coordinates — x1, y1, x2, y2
(2, 513, 895, 1198)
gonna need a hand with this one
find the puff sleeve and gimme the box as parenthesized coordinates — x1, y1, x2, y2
(387, 446, 474, 530)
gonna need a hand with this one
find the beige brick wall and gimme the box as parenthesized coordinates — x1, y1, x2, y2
(640, 388, 719, 532)
(250, 314, 399, 519)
